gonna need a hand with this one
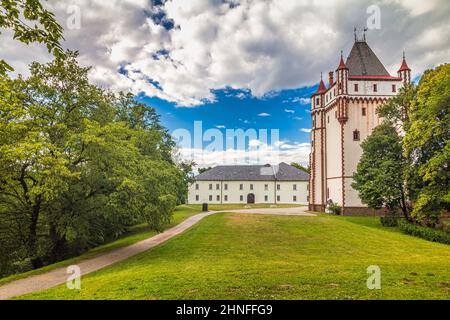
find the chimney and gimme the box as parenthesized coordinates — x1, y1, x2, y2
(328, 71, 334, 87)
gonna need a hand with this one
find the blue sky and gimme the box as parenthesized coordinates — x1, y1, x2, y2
(4, 1, 448, 167)
(137, 85, 316, 146)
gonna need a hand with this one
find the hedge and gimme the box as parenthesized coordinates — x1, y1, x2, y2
(397, 219, 450, 245)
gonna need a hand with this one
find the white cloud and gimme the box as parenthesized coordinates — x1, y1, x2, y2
(2, 0, 449, 106)
(300, 128, 312, 133)
(284, 109, 295, 113)
(177, 141, 311, 168)
(258, 113, 271, 117)
(216, 125, 226, 129)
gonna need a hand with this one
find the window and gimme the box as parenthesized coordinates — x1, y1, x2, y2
(277, 195, 281, 202)
(240, 184, 243, 190)
(293, 196, 297, 202)
(316, 98, 319, 106)
(216, 195, 220, 201)
(392, 84, 396, 93)
(264, 184, 268, 191)
(277, 184, 281, 191)
(354, 84, 359, 92)
(240, 195, 244, 202)
(373, 84, 378, 92)
(224, 184, 228, 190)
(224, 195, 228, 202)
(209, 195, 213, 201)
(195, 184, 199, 190)
(362, 108, 366, 116)
(216, 184, 220, 190)
(265, 195, 268, 202)
(353, 130, 360, 141)
(327, 116, 330, 124)
(293, 184, 297, 191)
(338, 83, 342, 89)
(196, 195, 199, 201)
(209, 184, 212, 190)
(335, 111, 337, 118)
(250, 184, 254, 190)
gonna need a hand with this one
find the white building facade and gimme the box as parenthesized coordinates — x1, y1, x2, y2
(309, 37, 411, 215)
(188, 163, 310, 205)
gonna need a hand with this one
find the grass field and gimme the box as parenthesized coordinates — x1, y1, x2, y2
(18, 213, 450, 300)
(0, 205, 201, 286)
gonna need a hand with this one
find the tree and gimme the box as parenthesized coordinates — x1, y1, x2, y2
(198, 167, 212, 174)
(0, 0, 64, 75)
(0, 52, 187, 274)
(352, 123, 411, 220)
(290, 162, 310, 174)
(404, 64, 450, 225)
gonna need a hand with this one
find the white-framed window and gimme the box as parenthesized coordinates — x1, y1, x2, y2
(264, 184, 268, 191)
(293, 196, 297, 202)
(277, 195, 281, 202)
(293, 184, 297, 191)
(196, 195, 199, 201)
(240, 195, 244, 201)
(209, 184, 212, 190)
(277, 184, 281, 191)
(224, 195, 228, 202)
(195, 184, 199, 190)
(250, 184, 254, 190)
(224, 184, 228, 190)
(264, 195, 268, 202)
(216, 184, 220, 190)
(216, 195, 220, 201)
(240, 184, 243, 190)
(209, 195, 213, 201)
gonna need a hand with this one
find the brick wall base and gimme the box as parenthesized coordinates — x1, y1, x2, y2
(309, 204, 325, 212)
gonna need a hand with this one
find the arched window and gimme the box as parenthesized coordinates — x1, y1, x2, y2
(353, 130, 360, 141)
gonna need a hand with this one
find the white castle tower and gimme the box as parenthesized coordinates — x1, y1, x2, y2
(308, 36, 411, 214)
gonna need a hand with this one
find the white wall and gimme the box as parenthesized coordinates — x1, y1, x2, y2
(188, 180, 308, 205)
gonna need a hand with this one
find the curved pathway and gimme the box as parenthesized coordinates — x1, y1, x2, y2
(0, 206, 314, 300)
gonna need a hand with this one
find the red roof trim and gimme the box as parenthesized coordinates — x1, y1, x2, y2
(349, 75, 402, 81)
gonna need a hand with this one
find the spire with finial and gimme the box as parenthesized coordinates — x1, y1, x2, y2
(398, 51, 411, 72)
(316, 72, 326, 94)
(337, 50, 347, 70)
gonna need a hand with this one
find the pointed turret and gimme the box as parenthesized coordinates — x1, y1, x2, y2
(336, 51, 348, 71)
(316, 74, 327, 94)
(398, 52, 411, 84)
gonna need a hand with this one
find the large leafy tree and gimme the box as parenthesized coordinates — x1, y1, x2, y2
(0, 52, 187, 273)
(352, 123, 411, 220)
(0, 0, 64, 75)
(404, 64, 450, 224)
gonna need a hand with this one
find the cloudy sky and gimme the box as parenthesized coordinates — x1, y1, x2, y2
(2, 0, 449, 168)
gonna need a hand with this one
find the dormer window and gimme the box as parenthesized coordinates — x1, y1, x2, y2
(353, 130, 360, 141)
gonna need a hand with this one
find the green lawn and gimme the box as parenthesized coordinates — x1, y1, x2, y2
(0, 205, 201, 286)
(18, 213, 450, 300)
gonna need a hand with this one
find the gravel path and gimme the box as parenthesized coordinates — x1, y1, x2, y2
(0, 207, 314, 300)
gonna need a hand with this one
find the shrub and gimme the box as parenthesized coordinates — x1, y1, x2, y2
(398, 220, 450, 245)
(327, 202, 342, 215)
(380, 216, 399, 227)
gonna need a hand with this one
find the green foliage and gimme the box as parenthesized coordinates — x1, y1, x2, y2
(0, 0, 64, 75)
(398, 220, 450, 245)
(290, 162, 310, 173)
(404, 64, 450, 224)
(198, 167, 212, 174)
(380, 216, 399, 227)
(326, 201, 341, 215)
(352, 123, 411, 219)
(0, 52, 190, 276)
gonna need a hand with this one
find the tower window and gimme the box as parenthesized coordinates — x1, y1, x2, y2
(392, 84, 396, 93)
(353, 130, 360, 141)
(354, 84, 359, 92)
(327, 116, 330, 124)
(316, 98, 320, 106)
(362, 108, 366, 116)
(373, 84, 378, 92)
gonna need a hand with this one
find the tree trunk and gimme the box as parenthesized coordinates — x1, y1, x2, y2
(49, 224, 67, 263)
(28, 197, 43, 269)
